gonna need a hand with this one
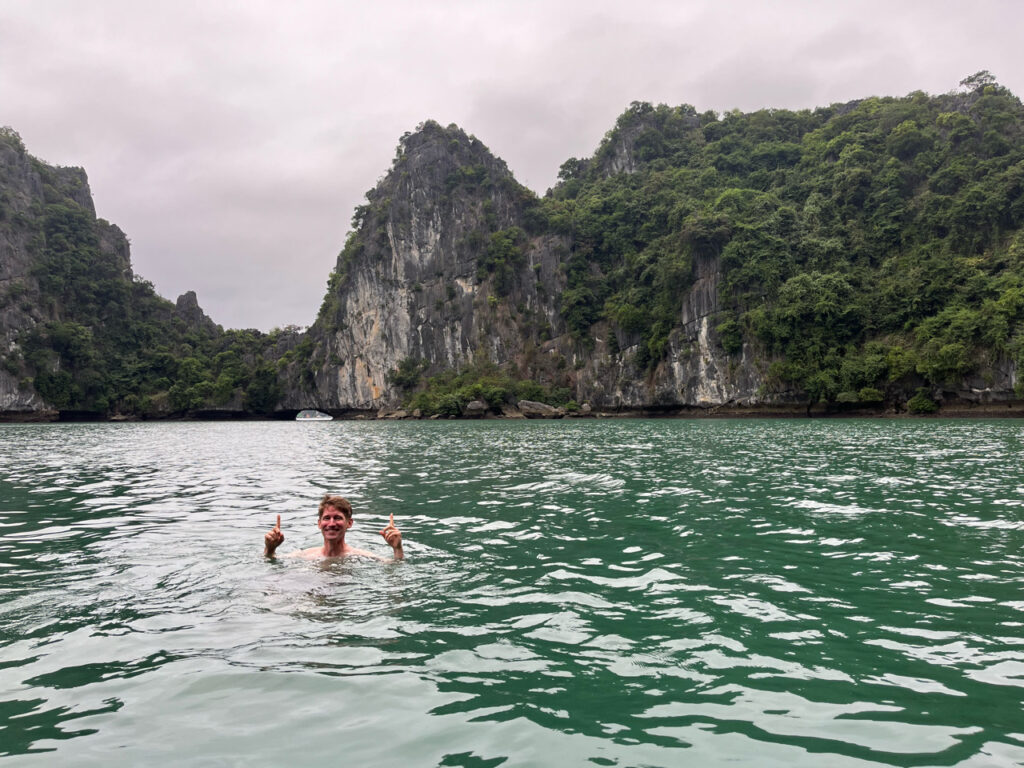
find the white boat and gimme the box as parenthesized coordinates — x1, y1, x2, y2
(296, 409, 333, 421)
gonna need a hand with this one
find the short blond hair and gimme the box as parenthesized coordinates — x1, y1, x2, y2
(318, 494, 352, 520)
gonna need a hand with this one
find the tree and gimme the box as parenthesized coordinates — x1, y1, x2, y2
(959, 71, 997, 92)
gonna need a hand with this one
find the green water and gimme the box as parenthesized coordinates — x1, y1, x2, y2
(0, 419, 1022, 767)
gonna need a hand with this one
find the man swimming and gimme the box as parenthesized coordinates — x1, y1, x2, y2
(263, 494, 404, 560)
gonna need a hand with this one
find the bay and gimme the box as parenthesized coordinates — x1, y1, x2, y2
(0, 419, 1022, 767)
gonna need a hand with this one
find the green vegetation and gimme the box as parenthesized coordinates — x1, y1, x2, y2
(399, 356, 574, 416)
(477, 227, 527, 296)
(908, 387, 940, 414)
(539, 74, 1024, 403)
(388, 357, 428, 389)
(7, 72, 1024, 418)
(1, 129, 288, 417)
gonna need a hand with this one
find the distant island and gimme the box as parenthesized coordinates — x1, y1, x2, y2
(2, 71, 1023, 421)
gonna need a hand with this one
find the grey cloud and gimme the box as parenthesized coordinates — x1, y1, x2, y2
(2, 0, 1022, 329)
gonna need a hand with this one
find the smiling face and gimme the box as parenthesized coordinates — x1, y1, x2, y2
(318, 504, 352, 541)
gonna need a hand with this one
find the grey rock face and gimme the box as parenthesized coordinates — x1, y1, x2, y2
(517, 399, 561, 418)
(1, 138, 50, 412)
(500, 404, 526, 419)
(175, 291, 221, 334)
(566, 251, 771, 411)
(463, 399, 488, 418)
(284, 121, 570, 411)
(0, 370, 48, 414)
(0, 132, 142, 416)
(283, 120, 777, 413)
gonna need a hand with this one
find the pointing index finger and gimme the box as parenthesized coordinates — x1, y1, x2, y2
(275, 514, 281, 530)
(389, 513, 395, 527)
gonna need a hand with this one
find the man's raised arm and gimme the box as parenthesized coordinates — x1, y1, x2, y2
(264, 514, 284, 557)
(379, 513, 404, 560)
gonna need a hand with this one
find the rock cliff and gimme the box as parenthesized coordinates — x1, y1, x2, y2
(284, 122, 565, 410)
(283, 88, 1024, 415)
(566, 252, 773, 411)
(0, 132, 93, 415)
(283, 119, 773, 413)
(0, 128, 233, 419)
(5, 78, 1023, 419)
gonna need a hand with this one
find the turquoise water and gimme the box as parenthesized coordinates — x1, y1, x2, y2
(0, 419, 1022, 767)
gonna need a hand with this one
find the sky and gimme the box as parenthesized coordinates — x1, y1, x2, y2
(2, 0, 1023, 331)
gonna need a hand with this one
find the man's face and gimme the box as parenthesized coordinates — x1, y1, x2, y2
(318, 506, 351, 540)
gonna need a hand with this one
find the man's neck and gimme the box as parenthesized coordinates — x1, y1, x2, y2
(320, 536, 349, 557)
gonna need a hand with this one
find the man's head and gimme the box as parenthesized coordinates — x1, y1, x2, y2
(318, 494, 352, 521)
(318, 494, 353, 542)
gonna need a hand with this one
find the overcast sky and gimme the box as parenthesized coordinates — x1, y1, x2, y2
(2, 1, 1022, 330)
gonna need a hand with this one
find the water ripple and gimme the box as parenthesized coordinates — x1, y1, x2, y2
(1, 419, 1022, 765)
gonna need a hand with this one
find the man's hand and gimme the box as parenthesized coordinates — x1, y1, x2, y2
(264, 514, 284, 557)
(380, 513, 403, 559)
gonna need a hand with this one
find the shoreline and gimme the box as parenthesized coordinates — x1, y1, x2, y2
(4, 399, 1024, 423)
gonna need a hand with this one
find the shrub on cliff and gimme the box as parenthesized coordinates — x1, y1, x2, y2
(907, 388, 939, 414)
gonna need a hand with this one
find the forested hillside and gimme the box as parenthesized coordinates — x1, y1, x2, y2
(2, 72, 1023, 419)
(532, 70, 1024, 410)
(0, 127, 288, 418)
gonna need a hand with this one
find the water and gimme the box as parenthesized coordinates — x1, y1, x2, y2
(1, 419, 1022, 767)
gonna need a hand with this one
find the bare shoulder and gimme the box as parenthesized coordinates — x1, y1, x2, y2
(281, 545, 389, 561)
(346, 546, 387, 561)
(289, 547, 325, 560)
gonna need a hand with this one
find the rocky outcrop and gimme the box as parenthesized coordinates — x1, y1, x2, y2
(592, 102, 704, 179)
(281, 120, 774, 413)
(0, 130, 142, 416)
(1, 134, 55, 413)
(0, 128, 231, 420)
(565, 251, 774, 411)
(463, 399, 488, 418)
(0, 370, 49, 415)
(1, 137, 44, 323)
(283, 121, 570, 411)
(517, 400, 562, 418)
(175, 290, 221, 334)
(5, 90, 1022, 420)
